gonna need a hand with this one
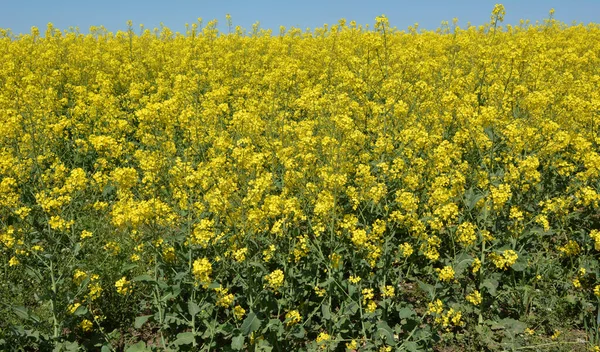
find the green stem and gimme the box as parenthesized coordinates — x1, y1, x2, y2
(49, 260, 59, 339)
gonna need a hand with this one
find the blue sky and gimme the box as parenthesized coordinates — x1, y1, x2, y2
(1, 0, 599, 35)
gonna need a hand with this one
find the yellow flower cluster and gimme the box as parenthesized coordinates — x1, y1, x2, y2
(489, 250, 519, 270)
(115, 276, 131, 295)
(437, 266, 455, 282)
(192, 258, 212, 286)
(285, 310, 302, 326)
(466, 290, 482, 305)
(427, 299, 463, 329)
(214, 287, 235, 307)
(264, 269, 284, 292)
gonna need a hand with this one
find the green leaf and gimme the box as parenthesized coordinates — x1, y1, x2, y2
(55, 341, 80, 352)
(173, 332, 196, 346)
(73, 305, 88, 316)
(511, 257, 527, 272)
(376, 321, 396, 346)
(500, 318, 527, 334)
(134, 315, 152, 329)
(292, 326, 305, 338)
(417, 280, 435, 299)
(207, 282, 221, 290)
(12, 305, 29, 320)
(321, 304, 331, 320)
(343, 302, 358, 315)
(565, 294, 577, 304)
(132, 274, 155, 283)
(121, 263, 138, 273)
(188, 301, 201, 317)
(100, 345, 111, 352)
(482, 278, 499, 296)
(454, 253, 472, 276)
(256, 339, 273, 351)
(240, 312, 261, 336)
(398, 307, 415, 319)
(231, 335, 244, 350)
(403, 341, 418, 352)
(125, 341, 149, 352)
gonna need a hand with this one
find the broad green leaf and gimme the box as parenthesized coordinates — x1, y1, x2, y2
(12, 305, 29, 320)
(188, 301, 201, 316)
(321, 304, 331, 320)
(417, 280, 434, 299)
(511, 257, 527, 272)
(134, 315, 152, 329)
(121, 263, 138, 273)
(231, 335, 244, 350)
(403, 341, 418, 352)
(500, 318, 527, 334)
(173, 332, 196, 346)
(73, 305, 88, 316)
(125, 341, 149, 352)
(482, 278, 499, 296)
(343, 302, 358, 315)
(256, 339, 273, 351)
(292, 326, 305, 338)
(454, 253, 472, 275)
(240, 312, 261, 336)
(398, 307, 415, 319)
(376, 321, 396, 346)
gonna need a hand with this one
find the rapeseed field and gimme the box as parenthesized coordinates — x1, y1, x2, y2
(2, 5, 600, 351)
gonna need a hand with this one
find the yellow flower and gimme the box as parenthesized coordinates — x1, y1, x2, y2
(314, 286, 326, 297)
(524, 327, 535, 336)
(346, 340, 358, 350)
(81, 319, 93, 332)
(472, 258, 482, 273)
(489, 250, 518, 270)
(349, 275, 361, 284)
(115, 276, 131, 295)
(262, 244, 276, 262)
(215, 287, 235, 307)
(8, 256, 19, 267)
(192, 258, 212, 285)
(264, 269, 284, 291)
(87, 280, 103, 301)
(365, 300, 377, 313)
(361, 288, 375, 303)
(80, 230, 93, 240)
(316, 332, 331, 344)
(466, 290, 482, 305)
(437, 266, 455, 282)
(233, 305, 246, 320)
(557, 240, 581, 256)
(73, 269, 87, 285)
(398, 242, 413, 257)
(456, 222, 477, 246)
(68, 302, 81, 314)
(381, 285, 395, 298)
(162, 246, 176, 263)
(232, 247, 248, 262)
(330, 252, 342, 270)
(427, 299, 444, 315)
(285, 310, 302, 326)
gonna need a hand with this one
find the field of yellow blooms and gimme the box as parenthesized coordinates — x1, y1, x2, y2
(2, 5, 600, 351)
